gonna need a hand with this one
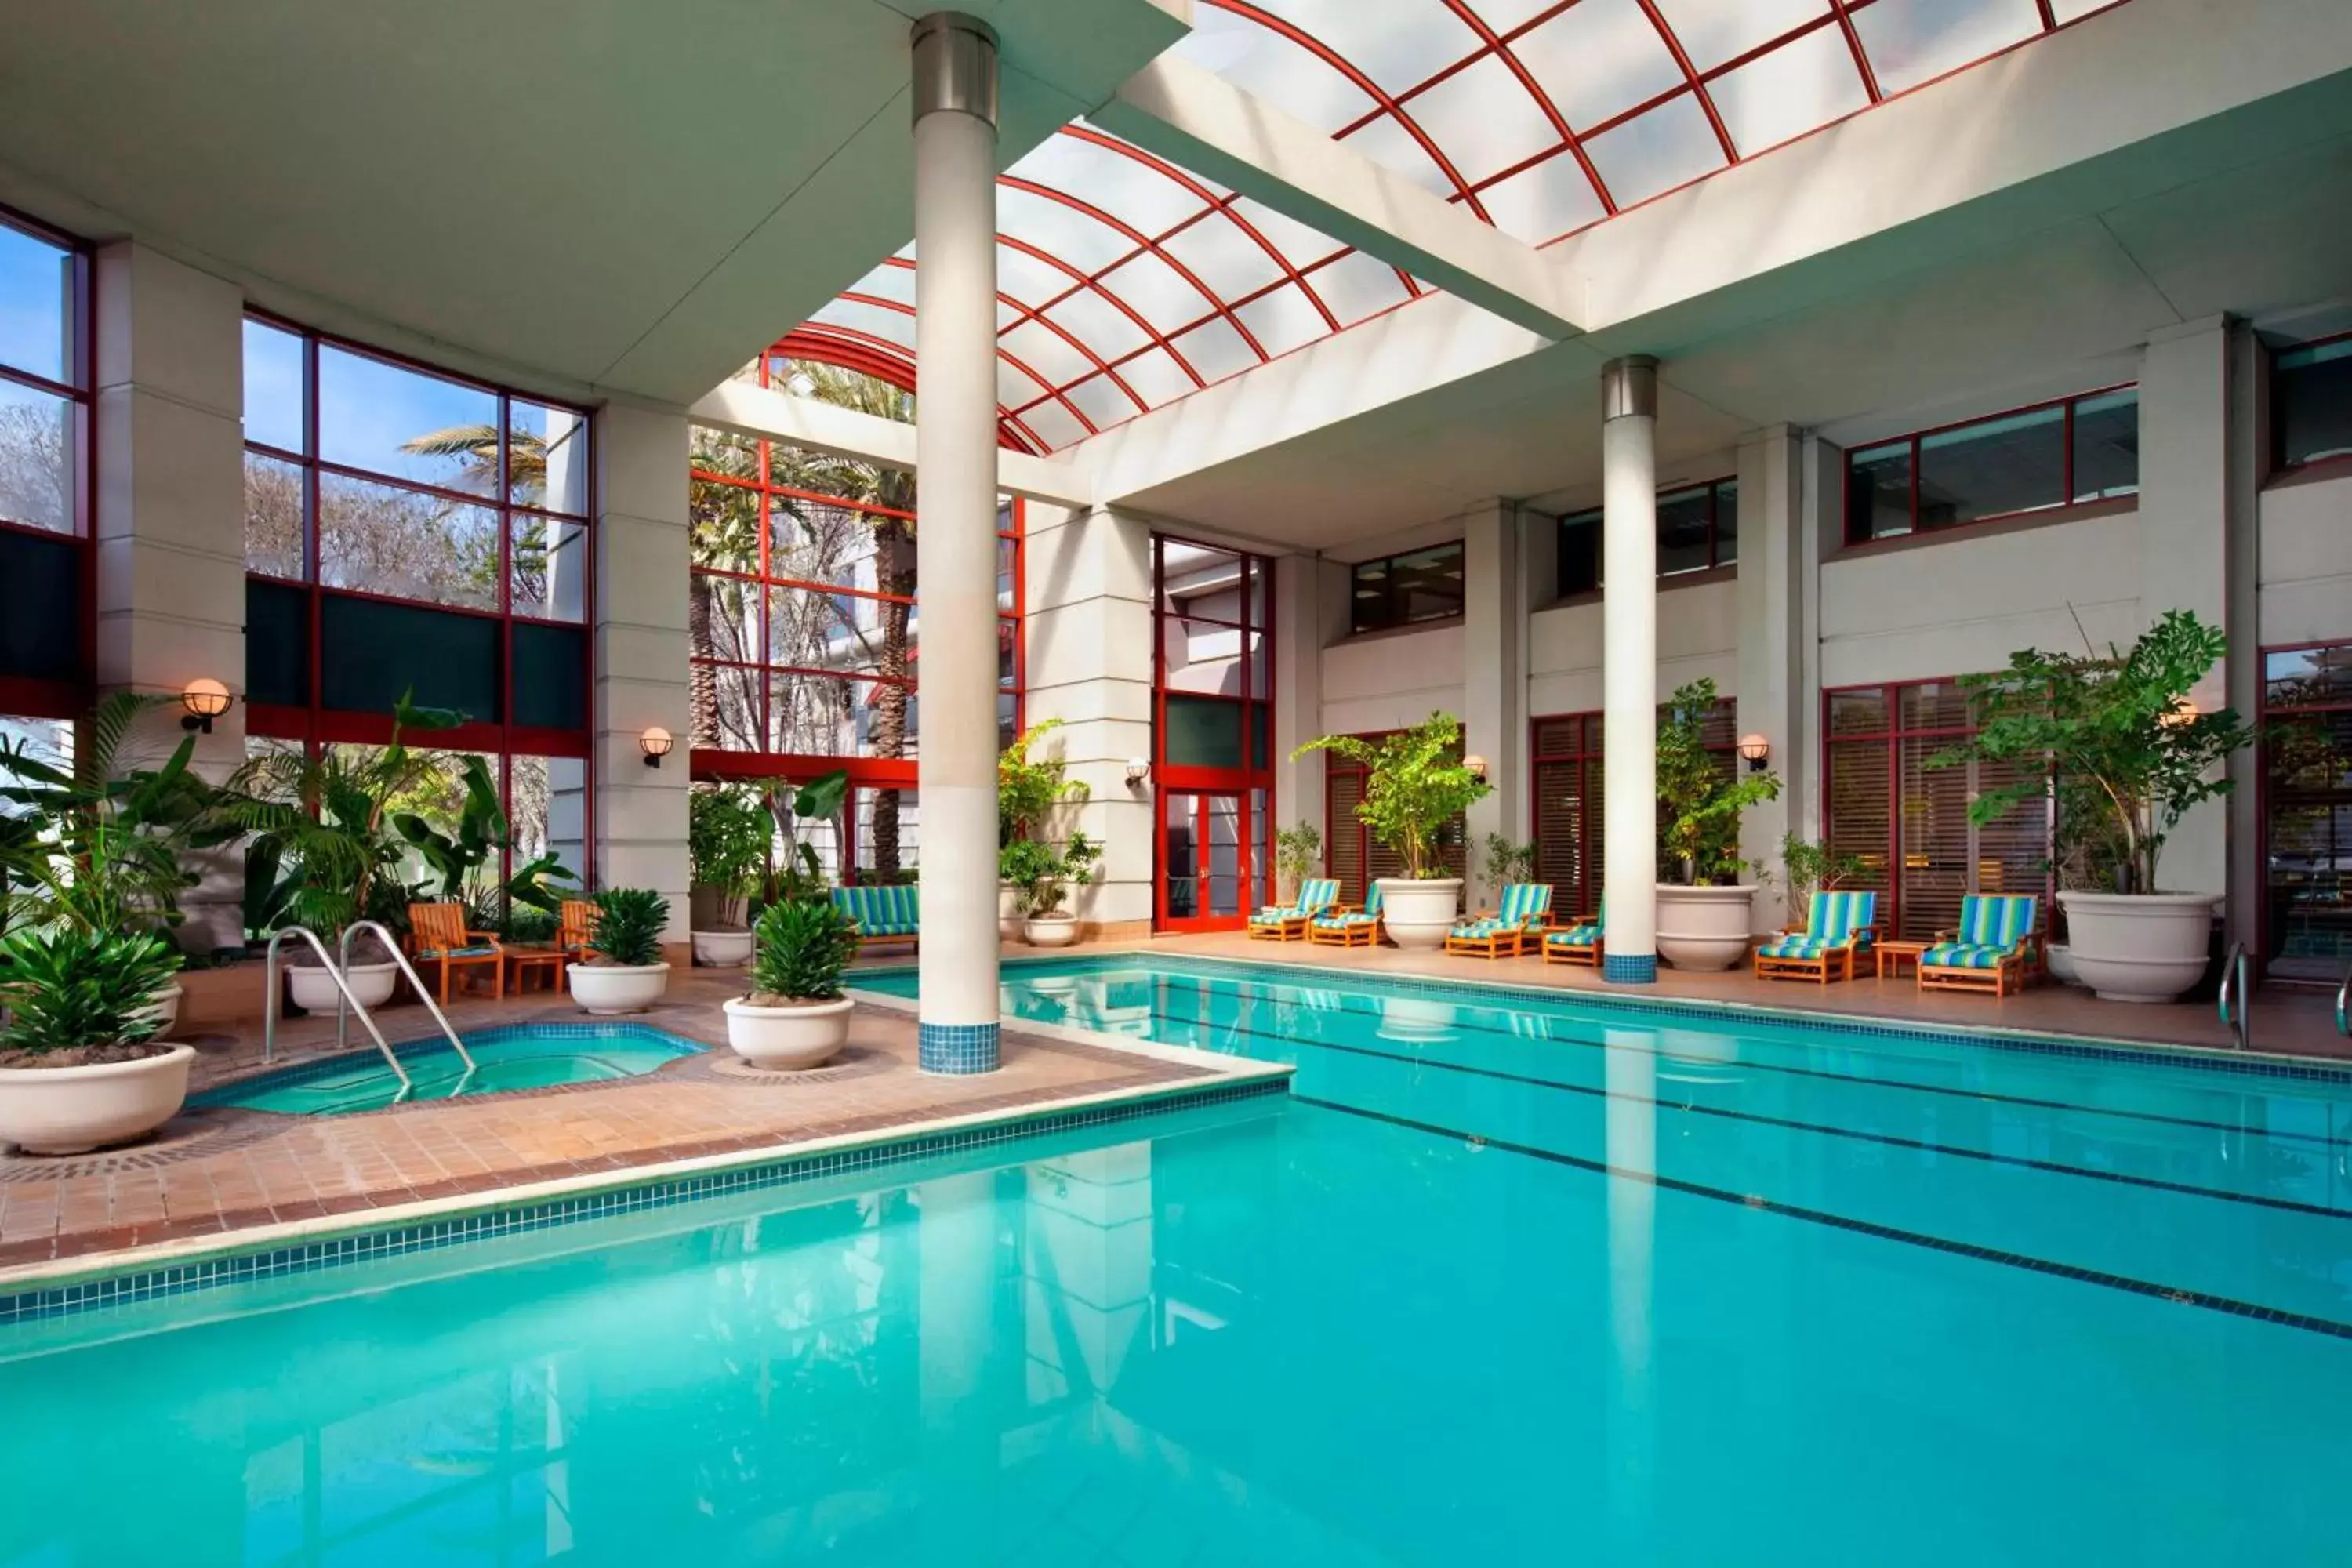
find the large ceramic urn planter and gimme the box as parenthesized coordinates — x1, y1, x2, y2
(569, 962, 671, 1015)
(1024, 914, 1080, 948)
(723, 996, 851, 1069)
(2045, 942, 2083, 988)
(287, 962, 397, 1014)
(0, 1044, 195, 1156)
(2055, 891, 2218, 1004)
(1377, 877, 1462, 952)
(691, 928, 754, 967)
(1656, 884, 1759, 972)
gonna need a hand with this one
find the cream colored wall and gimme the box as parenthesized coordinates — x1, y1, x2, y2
(1527, 581, 1739, 719)
(2259, 471, 2352, 648)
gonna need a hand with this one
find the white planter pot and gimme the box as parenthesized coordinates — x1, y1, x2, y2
(137, 982, 184, 1040)
(568, 962, 671, 1015)
(1000, 884, 1025, 942)
(691, 928, 753, 967)
(1377, 877, 1462, 952)
(1025, 914, 1080, 948)
(0, 1044, 194, 1156)
(723, 995, 851, 1069)
(1657, 884, 1760, 972)
(2056, 891, 2218, 1004)
(288, 961, 397, 1014)
(2045, 942, 2083, 988)
(1377, 996, 1456, 1042)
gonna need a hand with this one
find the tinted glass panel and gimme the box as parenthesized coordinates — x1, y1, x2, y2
(2276, 339, 2352, 470)
(1164, 695, 1245, 768)
(1391, 543, 1464, 622)
(321, 594, 500, 720)
(1846, 442, 1912, 541)
(243, 578, 310, 708)
(1714, 480, 1738, 565)
(1656, 485, 1712, 575)
(0, 528, 79, 682)
(1916, 404, 2063, 528)
(513, 622, 588, 731)
(2071, 390, 2138, 501)
(1557, 513, 1601, 597)
(511, 515, 587, 622)
(1348, 558, 1390, 633)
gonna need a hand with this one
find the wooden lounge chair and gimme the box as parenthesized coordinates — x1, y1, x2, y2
(831, 884, 920, 951)
(1446, 883, 1553, 958)
(557, 898, 599, 960)
(1918, 894, 2042, 998)
(1542, 899, 1605, 967)
(1250, 877, 1338, 942)
(1753, 891, 1878, 984)
(1307, 884, 1385, 948)
(407, 902, 504, 1004)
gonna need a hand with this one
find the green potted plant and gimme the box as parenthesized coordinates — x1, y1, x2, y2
(688, 783, 768, 967)
(0, 926, 190, 1154)
(1294, 713, 1491, 950)
(393, 751, 576, 938)
(567, 887, 672, 1014)
(723, 895, 862, 1068)
(1000, 832, 1101, 947)
(999, 721, 1089, 939)
(1778, 832, 1866, 924)
(1929, 609, 2254, 1003)
(1655, 679, 1781, 971)
(1479, 833, 1537, 906)
(1273, 821, 1322, 907)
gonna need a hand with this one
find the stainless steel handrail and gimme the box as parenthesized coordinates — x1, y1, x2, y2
(338, 920, 477, 1075)
(2216, 942, 2251, 1052)
(263, 925, 412, 1092)
(2336, 961, 2349, 1039)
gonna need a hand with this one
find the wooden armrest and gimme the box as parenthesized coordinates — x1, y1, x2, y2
(1933, 927, 1957, 941)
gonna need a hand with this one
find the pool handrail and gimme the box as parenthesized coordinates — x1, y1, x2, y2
(338, 920, 478, 1076)
(263, 925, 413, 1094)
(2336, 960, 2348, 1039)
(2217, 942, 2250, 1052)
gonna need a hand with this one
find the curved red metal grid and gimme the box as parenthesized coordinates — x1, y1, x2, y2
(774, 326, 1045, 455)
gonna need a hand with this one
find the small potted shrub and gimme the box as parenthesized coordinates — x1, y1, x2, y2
(0, 927, 191, 1155)
(688, 785, 767, 967)
(1273, 821, 1322, 907)
(1655, 679, 1780, 971)
(1295, 713, 1491, 950)
(999, 722, 1087, 941)
(567, 887, 672, 1014)
(1001, 833, 1101, 947)
(1778, 833, 1866, 928)
(723, 896, 862, 1068)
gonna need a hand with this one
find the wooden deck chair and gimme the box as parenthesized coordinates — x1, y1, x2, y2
(1541, 898, 1606, 967)
(407, 902, 504, 1004)
(1250, 877, 1338, 942)
(1307, 884, 1385, 949)
(831, 884, 920, 950)
(1918, 894, 2041, 998)
(1753, 890, 1878, 984)
(557, 899, 599, 959)
(1446, 884, 1554, 959)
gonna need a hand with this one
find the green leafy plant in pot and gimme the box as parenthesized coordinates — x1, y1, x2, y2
(688, 784, 769, 966)
(1928, 608, 2256, 1003)
(1000, 832, 1101, 946)
(1294, 713, 1490, 950)
(568, 887, 673, 1014)
(998, 722, 1091, 938)
(1778, 833, 1867, 926)
(1273, 822, 1322, 907)
(0, 927, 193, 1155)
(1653, 680, 1780, 971)
(723, 895, 863, 1069)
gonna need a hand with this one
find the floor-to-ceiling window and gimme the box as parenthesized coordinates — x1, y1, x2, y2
(1529, 699, 1737, 917)
(2262, 643, 2352, 982)
(239, 313, 593, 889)
(1153, 536, 1273, 930)
(0, 206, 91, 728)
(1823, 680, 2050, 941)
(687, 354, 1025, 885)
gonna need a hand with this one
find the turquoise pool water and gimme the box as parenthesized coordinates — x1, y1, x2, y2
(5, 955, 2350, 1565)
(191, 1023, 703, 1114)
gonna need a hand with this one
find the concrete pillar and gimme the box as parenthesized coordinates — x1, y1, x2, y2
(912, 11, 1002, 1073)
(2137, 318, 2253, 920)
(1734, 426, 1807, 931)
(1021, 503, 1154, 939)
(1601, 356, 1659, 983)
(1270, 550, 1324, 859)
(93, 243, 246, 953)
(591, 402, 691, 947)
(1461, 502, 1526, 906)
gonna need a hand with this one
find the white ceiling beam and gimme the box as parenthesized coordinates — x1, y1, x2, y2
(1093, 54, 1587, 340)
(691, 379, 1095, 510)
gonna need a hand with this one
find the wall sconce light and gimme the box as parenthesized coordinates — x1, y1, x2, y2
(640, 726, 674, 768)
(1462, 755, 1489, 781)
(1125, 757, 1150, 787)
(179, 677, 232, 735)
(1737, 733, 1771, 773)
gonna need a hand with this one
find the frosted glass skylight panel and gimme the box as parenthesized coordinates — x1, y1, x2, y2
(999, 318, 1097, 387)
(811, 297, 915, 350)
(1581, 93, 1727, 207)
(1308, 252, 1414, 325)
(996, 245, 1072, 311)
(1011, 132, 1210, 238)
(1228, 197, 1348, 270)
(1234, 285, 1331, 359)
(1852, 0, 2043, 95)
(1404, 53, 1558, 183)
(1463, 0, 1572, 32)
(1118, 347, 1200, 407)
(995, 358, 1050, 409)
(1335, 114, 1461, 199)
(1044, 290, 1153, 361)
(1097, 251, 1217, 331)
(1169, 318, 1261, 384)
(1158, 213, 1288, 301)
(1653, 0, 1837, 72)
(1708, 21, 1871, 157)
(1062, 372, 1141, 429)
(1171, 8, 1372, 133)
(1478, 152, 1607, 244)
(996, 186, 1134, 274)
(2049, 0, 2128, 20)
(1278, 0, 1479, 93)
(848, 262, 916, 308)
(1016, 399, 1087, 450)
(1508, 0, 1685, 131)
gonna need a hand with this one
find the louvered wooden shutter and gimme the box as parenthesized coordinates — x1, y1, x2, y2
(1327, 769, 1367, 906)
(1972, 755, 2050, 908)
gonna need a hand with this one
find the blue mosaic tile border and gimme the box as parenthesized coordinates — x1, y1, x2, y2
(971, 952, 2352, 1086)
(0, 1074, 1286, 1329)
(918, 1020, 1000, 1075)
(1602, 953, 1657, 985)
(190, 1022, 706, 1105)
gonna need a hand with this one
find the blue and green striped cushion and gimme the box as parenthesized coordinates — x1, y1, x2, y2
(1545, 923, 1603, 947)
(1450, 917, 1510, 938)
(1956, 894, 2038, 949)
(1494, 883, 1552, 928)
(1757, 935, 1833, 959)
(1922, 942, 2014, 969)
(417, 944, 496, 960)
(832, 884, 920, 935)
(1801, 889, 1877, 946)
(1298, 878, 1339, 915)
(1313, 909, 1379, 929)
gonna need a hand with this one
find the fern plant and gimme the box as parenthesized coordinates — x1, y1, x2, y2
(0, 927, 182, 1054)
(588, 888, 670, 967)
(748, 897, 860, 1003)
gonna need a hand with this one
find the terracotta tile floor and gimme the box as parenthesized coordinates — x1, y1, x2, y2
(0, 965, 1219, 1275)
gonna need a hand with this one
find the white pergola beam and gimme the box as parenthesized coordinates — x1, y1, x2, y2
(688, 379, 1094, 510)
(1094, 55, 1587, 340)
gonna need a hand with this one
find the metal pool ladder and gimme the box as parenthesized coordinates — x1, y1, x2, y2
(2216, 942, 2252, 1052)
(336, 920, 477, 1083)
(2336, 960, 2350, 1040)
(263, 925, 415, 1092)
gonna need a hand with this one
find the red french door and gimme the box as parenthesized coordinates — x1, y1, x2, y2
(1157, 789, 1266, 932)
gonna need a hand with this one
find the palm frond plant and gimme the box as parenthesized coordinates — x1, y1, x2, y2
(1000, 720, 1088, 847)
(746, 897, 861, 1004)
(757, 771, 849, 906)
(0, 927, 182, 1061)
(586, 888, 670, 968)
(392, 750, 577, 923)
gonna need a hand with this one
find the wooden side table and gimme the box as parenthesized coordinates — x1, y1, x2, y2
(505, 944, 568, 996)
(1875, 939, 1929, 979)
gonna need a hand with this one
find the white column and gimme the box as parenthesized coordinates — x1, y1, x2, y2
(1271, 550, 1326, 861)
(93, 243, 247, 954)
(1461, 502, 1526, 904)
(1734, 426, 1806, 931)
(1601, 357, 1659, 983)
(592, 402, 691, 946)
(913, 12, 1002, 1073)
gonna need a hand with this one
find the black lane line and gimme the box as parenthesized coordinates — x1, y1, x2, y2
(1291, 1094, 2352, 1343)
(1127, 971, 2352, 1152)
(1127, 993, 2352, 1221)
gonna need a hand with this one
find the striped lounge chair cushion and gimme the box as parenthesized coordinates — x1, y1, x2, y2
(1545, 923, 1603, 946)
(1256, 878, 1340, 924)
(1956, 894, 2039, 949)
(833, 884, 920, 935)
(1756, 935, 1833, 959)
(1922, 942, 2014, 969)
(1313, 911, 1377, 929)
(416, 944, 496, 960)
(1450, 918, 1508, 938)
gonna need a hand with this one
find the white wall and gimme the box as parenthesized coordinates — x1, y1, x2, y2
(2259, 471, 2352, 647)
(1319, 625, 1465, 738)
(1527, 580, 1739, 718)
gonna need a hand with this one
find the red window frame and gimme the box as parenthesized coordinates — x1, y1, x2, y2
(1842, 383, 2139, 547)
(0, 201, 95, 721)
(2270, 329, 2352, 480)
(1555, 474, 1737, 597)
(1346, 539, 1465, 635)
(1152, 534, 1276, 931)
(2255, 638, 2352, 976)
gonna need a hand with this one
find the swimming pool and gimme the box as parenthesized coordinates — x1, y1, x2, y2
(193, 1022, 704, 1114)
(5, 955, 2348, 1564)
